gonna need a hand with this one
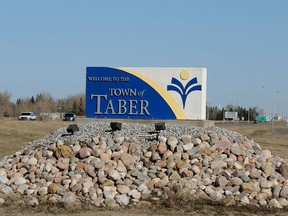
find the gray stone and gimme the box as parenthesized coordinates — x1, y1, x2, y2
(269, 199, 282, 208)
(72, 144, 81, 152)
(0, 176, 9, 184)
(120, 153, 135, 170)
(157, 142, 168, 154)
(279, 164, 288, 179)
(216, 140, 231, 150)
(108, 170, 121, 181)
(280, 188, 288, 199)
(273, 185, 282, 198)
(200, 133, 210, 141)
(255, 192, 269, 201)
(79, 147, 91, 159)
(129, 189, 142, 199)
(183, 143, 194, 152)
(278, 198, 288, 207)
(117, 185, 130, 194)
(27, 197, 39, 207)
(0, 197, 5, 205)
(229, 177, 243, 186)
(211, 159, 227, 170)
(249, 169, 261, 179)
(104, 190, 115, 199)
(27, 157, 38, 166)
(231, 145, 245, 156)
(38, 187, 48, 196)
(167, 136, 178, 151)
(61, 192, 77, 203)
(1, 186, 13, 194)
(181, 135, 192, 144)
(14, 177, 26, 185)
(239, 192, 250, 204)
(215, 176, 229, 188)
(82, 181, 93, 194)
(115, 194, 130, 206)
(240, 175, 250, 182)
(193, 138, 202, 146)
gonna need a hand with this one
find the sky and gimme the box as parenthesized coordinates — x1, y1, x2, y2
(0, 0, 287, 116)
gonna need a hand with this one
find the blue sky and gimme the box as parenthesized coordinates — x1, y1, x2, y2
(0, 0, 287, 116)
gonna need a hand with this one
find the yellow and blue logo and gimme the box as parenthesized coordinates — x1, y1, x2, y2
(167, 70, 202, 109)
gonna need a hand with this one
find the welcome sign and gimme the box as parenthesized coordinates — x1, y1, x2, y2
(86, 67, 207, 120)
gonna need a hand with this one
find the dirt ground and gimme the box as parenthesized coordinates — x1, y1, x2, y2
(0, 118, 288, 215)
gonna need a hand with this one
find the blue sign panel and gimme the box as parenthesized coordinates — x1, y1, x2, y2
(86, 67, 177, 119)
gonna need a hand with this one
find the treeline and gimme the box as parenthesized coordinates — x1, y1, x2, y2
(0, 91, 85, 118)
(207, 104, 263, 121)
(1, 90, 263, 120)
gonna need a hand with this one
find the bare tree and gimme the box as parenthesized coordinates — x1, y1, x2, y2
(34, 92, 56, 114)
(3, 91, 86, 118)
(0, 91, 12, 117)
(57, 93, 85, 115)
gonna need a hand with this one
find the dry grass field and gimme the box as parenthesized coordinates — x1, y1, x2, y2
(218, 121, 288, 160)
(0, 118, 288, 215)
(0, 118, 72, 159)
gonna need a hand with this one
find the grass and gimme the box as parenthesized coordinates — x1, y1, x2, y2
(0, 118, 72, 158)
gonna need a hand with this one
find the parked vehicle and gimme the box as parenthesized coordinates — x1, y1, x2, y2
(18, 112, 37, 120)
(63, 112, 77, 121)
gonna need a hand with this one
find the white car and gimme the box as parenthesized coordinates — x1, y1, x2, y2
(18, 112, 37, 120)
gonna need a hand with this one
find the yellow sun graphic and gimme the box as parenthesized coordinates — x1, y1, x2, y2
(180, 70, 189, 80)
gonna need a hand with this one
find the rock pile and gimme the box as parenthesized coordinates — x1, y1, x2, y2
(1, 122, 288, 209)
